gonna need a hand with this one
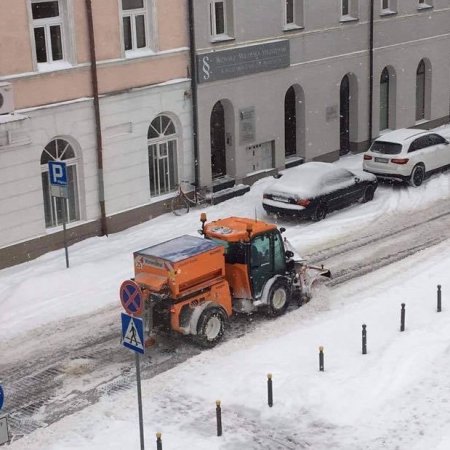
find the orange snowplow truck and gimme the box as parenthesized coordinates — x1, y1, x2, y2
(131, 215, 330, 347)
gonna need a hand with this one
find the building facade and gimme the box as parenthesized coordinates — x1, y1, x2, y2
(1, 0, 450, 268)
(193, 0, 450, 188)
(0, 0, 191, 268)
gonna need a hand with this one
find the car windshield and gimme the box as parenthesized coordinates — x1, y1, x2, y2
(369, 141, 402, 155)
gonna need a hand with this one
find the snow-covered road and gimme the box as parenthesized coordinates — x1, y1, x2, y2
(1, 149, 450, 447)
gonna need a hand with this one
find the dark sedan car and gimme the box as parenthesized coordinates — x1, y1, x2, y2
(262, 162, 378, 221)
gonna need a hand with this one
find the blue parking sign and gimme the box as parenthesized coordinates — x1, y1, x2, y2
(0, 385, 4, 410)
(48, 161, 68, 186)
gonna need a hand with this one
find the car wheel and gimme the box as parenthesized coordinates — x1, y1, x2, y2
(195, 307, 227, 348)
(267, 279, 291, 317)
(409, 165, 425, 187)
(311, 203, 327, 221)
(361, 185, 375, 203)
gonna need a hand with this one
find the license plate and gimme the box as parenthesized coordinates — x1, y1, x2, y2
(374, 157, 389, 163)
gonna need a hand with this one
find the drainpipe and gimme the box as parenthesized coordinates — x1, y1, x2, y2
(188, 0, 200, 187)
(86, 0, 108, 236)
(368, 0, 374, 145)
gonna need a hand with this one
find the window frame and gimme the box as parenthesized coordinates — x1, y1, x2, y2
(340, 0, 359, 21)
(418, 0, 433, 10)
(40, 138, 81, 228)
(29, 0, 73, 70)
(283, 0, 304, 31)
(380, 0, 397, 15)
(209, 0, 234, 42)
(120, 0, 154, 55)
(147, 115, 179, 197)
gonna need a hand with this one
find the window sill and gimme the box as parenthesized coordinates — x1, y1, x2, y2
(283, 24, 304, 32)
(210, 35, 235, 44)
(417, 4, 433, 10)
(340, 15, 359, 23)
(380, 9, 397, 16)
(415, 119, 428, 125)
(125, 48, 156, 59)
(36, 61, 73, 73)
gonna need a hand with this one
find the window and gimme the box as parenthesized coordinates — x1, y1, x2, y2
(341, 0, 358, 19)
(379, 68, 390, 131)
(284, 0, 304, 29)
(209, 0, 234, 40)
(416, 60, 426, 121)
(41, 138, 80, 228)
(148, 115, 178, 196)
(121, 0, 149, 52)
(31, 0, 67, 65)
(418, 0, 433, 9)
(381, 0, 397, 13)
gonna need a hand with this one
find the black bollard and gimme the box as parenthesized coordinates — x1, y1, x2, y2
(267, 373, 273, 407)
(400, 303, 406, 332)
(216, 400, 222, 437)
(437, 285, 442, 312)
(156, 432, 163, 450)
(362, 324, 367, 355)
(319, 346, 324, 371)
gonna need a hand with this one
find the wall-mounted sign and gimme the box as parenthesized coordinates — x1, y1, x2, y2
(197, 40, 290, 84)
(326, 105, 339, 122)
(239, 107, 255, 144)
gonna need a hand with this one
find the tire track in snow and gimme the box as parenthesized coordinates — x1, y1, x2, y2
(2, 201, 450, 441)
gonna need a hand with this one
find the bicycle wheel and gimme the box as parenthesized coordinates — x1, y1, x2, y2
(171, 194, 190, 215)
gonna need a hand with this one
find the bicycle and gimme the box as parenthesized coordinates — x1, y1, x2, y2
(171, 180, 213, 215)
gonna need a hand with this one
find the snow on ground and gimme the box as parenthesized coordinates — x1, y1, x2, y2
(7, 237, 450, 450)
(1, 125, 450, 449)
(1, 126, 450, 341)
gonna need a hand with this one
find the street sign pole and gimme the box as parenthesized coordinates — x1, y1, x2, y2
(62, 200, 69, 269)
(48, 161, 70, 269)
(120, 311, 146, 449)
(135, 353, 145, 450)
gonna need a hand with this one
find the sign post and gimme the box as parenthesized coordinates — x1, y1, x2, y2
(48, 161, 69, 268)
(120, 281, 145, 450)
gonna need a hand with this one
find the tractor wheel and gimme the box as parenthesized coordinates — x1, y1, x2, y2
(195, 307, 227, 348)
(267, 279, 291, 317)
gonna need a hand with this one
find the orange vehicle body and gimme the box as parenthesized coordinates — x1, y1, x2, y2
(130, 216, 329, 347)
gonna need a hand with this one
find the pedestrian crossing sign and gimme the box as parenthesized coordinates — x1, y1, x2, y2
(121, 313, 144, 354)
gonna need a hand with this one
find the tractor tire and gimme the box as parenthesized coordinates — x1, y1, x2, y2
(267, 279, 291, 317)
(195, 307, 227, 348)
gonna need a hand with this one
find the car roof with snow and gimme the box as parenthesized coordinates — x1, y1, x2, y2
(374, 128, 428, 144)
(264, 162, 357, 198)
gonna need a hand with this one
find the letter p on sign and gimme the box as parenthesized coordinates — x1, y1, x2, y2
(48, 161, 68, 186)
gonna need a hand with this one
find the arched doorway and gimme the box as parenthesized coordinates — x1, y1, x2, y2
(379, 67, 390, 131)
(284, 84, 305, 160)
(285, 86, 296, 157)
(210, 101, 226, 179)
(340, 75, 350, 155)
(416, 59, 426, 121)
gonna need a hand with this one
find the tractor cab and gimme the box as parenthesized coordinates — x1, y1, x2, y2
(202, 216, 288, 301)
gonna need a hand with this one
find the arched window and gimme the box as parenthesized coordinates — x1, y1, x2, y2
(41, 138, 80, 228)
(148, 115, 178, 196)
(380, 67, 390, 131)
(416, 60, 426, 121)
